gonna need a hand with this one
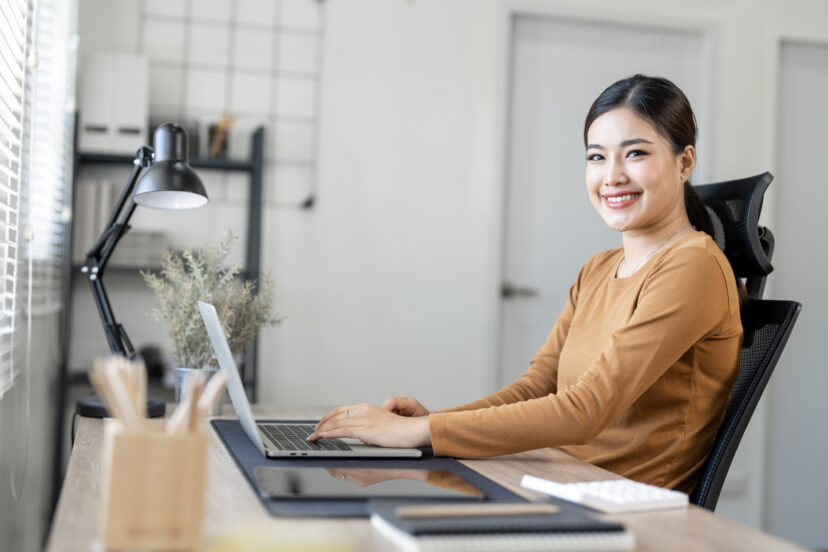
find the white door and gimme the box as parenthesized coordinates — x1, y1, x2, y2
(766, 41, 828, 549)
(499, 15, 710, 386)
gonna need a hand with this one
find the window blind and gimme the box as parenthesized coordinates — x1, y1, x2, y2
(0, 0, 32, 397)
(0, 0, 75, 398)
(25, 0, 77, 314)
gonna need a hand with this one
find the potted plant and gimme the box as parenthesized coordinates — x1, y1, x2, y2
(142, 230, 278, 408)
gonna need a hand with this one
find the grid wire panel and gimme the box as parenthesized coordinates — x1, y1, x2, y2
(138, 0, 324, 207)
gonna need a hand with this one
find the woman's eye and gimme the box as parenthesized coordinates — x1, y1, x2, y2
(586, 153, 604, 162)
(627, 149, 648, 158)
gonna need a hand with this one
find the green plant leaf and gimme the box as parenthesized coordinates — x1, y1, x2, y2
(141, 229, 279, 368)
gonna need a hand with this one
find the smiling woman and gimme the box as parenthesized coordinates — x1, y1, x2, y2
(310, 75, 744, 494)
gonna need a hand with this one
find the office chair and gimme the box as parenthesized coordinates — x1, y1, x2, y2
(689, 172, 802, 510)
(696, 171, 775, 300)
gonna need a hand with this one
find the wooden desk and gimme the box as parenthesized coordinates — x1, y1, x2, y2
(46, 406, 806, 551)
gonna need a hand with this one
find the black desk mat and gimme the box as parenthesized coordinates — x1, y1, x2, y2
(211, 419, 526, 517)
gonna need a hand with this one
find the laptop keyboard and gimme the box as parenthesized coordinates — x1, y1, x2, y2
(259, 423, 354, 452)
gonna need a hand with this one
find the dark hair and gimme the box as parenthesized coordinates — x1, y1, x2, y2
(583, 74, 713, 237)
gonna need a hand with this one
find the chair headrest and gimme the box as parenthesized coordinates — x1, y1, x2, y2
(694, 172, 774, 278)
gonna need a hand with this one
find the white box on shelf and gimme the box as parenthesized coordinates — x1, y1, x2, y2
(78, 53, 149, 154)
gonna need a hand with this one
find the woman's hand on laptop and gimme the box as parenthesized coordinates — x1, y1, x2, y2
(308, 403, 431, 448)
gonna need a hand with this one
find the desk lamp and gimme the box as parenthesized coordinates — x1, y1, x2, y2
(76, 123, 208, 418)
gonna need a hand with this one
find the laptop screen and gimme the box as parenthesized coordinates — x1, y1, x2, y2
(198, 300, 266, 454)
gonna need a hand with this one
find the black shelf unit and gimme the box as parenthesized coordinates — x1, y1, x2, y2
(51, 126, 265, 510)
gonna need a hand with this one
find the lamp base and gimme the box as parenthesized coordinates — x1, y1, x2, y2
(75, 395, 166, 418)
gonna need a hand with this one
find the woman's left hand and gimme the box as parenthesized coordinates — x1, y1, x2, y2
(307, 403, 431, 449)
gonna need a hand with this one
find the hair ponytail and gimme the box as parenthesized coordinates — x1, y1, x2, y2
(685, 180, 748, 305)
(684, 181, 714, 237)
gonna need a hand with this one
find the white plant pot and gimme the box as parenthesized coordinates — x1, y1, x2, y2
(173, 366, 224, 416)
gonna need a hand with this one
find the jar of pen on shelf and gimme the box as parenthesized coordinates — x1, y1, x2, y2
(91, 357, 227, 551)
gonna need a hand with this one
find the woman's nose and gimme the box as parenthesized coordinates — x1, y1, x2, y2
(605, 160, 627, 186)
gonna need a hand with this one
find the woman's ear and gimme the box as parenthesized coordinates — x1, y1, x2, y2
(680, 145, 696, 175)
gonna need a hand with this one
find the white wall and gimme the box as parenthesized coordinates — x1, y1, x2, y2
(71, 0, 828, 548)
(261, 0, 501, 410)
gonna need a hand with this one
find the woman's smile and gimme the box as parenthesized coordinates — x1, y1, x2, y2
(602, 191, 642, 209)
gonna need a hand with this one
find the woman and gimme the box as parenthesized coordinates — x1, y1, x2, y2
(309, 74, 743, 493)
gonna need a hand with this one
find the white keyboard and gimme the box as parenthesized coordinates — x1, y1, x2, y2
(521, 475, 688, 514)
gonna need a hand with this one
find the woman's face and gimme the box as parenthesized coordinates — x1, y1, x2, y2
(585, 107, 694, 235)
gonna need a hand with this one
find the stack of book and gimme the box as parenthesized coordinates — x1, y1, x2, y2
(369, 501, 634, 552)
(73, 179, 169, 266)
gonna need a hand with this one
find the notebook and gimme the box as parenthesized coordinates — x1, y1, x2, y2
(198, 301, 422, 458)
(369, 500, 635, 552)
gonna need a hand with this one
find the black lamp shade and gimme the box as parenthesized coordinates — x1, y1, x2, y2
(133, 122, 208, 210)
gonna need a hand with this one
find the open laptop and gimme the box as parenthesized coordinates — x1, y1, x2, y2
(198, 301, 422, 458)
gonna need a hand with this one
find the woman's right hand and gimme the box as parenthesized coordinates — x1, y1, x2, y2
(382, 396, 430, 417)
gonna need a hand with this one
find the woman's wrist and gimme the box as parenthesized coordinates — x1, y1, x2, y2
(416, 415, 432, 447)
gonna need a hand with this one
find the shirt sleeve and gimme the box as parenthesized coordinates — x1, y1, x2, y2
(438, 265, 583, 414)
(429, 248, 734, 458)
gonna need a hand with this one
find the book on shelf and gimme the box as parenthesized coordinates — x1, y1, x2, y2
(368, 500, 634, 552)
(72, 179, 98, 263)
(72, 179, 169, 267)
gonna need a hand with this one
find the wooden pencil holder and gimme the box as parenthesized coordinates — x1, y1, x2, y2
(99, 419, 208, 550)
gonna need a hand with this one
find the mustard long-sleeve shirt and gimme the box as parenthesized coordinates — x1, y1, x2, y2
(429, 231, 742, 492)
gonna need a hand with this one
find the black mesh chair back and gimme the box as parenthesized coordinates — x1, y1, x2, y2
(695, 171, 774, 298)
(688, 171, 802, 510)
(690, 299, 801, 510)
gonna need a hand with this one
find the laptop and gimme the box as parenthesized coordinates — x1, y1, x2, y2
(198, 301, 422, 458)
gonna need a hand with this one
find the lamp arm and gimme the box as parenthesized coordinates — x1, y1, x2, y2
(98, 200, 138, 270)
(82, 147, 153, 357)
(85, 147, 152, 261)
